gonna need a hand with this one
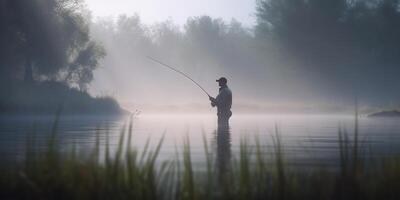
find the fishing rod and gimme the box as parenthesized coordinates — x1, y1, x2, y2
(146, 56, 211, 98)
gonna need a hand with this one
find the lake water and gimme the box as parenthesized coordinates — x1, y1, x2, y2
(1, 114, 400, 169)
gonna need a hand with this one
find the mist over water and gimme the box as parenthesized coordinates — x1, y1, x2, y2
(3, 1, 400, 198)
(2, 114, 400, 169)
(88, 16, 338, 113)
(3, 0, 400, 165)
(87, 0, 400, 114)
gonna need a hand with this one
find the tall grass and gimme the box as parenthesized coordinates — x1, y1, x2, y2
(1, 114, 400, 200)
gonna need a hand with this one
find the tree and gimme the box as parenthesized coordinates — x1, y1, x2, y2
(256, 0, 349, 68)
(255, 0, 400, 101)
(184, 16, 226, 54)
(151, 20, 182, 61)
(0, 0, 104, 90)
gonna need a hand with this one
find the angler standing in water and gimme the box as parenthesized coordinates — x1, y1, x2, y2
(146, 57, 232, 126)
(209, 77, 232, 127)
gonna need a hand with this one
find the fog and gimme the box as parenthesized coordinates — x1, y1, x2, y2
(4, 0, 399, 114)
(88, 0, 400, 114)
(88, 15, 320, 113)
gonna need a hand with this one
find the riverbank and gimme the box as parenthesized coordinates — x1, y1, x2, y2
(0, 81, 128, 115)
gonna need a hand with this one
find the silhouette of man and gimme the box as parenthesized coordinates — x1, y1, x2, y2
(209, 77, 232, 127)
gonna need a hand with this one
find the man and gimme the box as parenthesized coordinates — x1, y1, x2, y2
(209, 77, 232, 127)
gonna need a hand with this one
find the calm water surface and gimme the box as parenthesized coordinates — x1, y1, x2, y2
(1, 114, 400, 169)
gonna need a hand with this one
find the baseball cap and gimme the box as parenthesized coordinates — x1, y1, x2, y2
(216, 77, 227, 84)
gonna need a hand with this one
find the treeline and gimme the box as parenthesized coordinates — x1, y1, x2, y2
(256, 0, 400, 103)
(92, 0, 400, 106)
(2, 0, 400, 113)
(91, 15, 260, 84)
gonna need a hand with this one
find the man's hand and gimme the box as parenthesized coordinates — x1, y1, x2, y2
(209, 96, 216, 107)
(209, 96, 216, 102)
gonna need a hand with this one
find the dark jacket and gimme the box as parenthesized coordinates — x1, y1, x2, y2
(211, 85, 232, 116)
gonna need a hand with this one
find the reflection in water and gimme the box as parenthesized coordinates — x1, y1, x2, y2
(214, 126, 231, 183)
(2, 115, 400, 168)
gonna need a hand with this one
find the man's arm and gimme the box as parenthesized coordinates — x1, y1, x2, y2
(209, 96, 217, 107)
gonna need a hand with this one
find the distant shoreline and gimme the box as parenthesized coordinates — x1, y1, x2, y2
(0, 81, 129, 116)
(368, 110, 400, 118)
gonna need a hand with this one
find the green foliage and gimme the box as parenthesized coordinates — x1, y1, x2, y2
(255, 0, 400, 95)
(1, 115, 400, 199)
(0, 0, 105, 90)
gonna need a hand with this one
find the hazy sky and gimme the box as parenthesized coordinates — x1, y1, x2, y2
(85, 0, 256, 26)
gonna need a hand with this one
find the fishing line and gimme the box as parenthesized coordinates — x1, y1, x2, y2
(146, 56, 211, 98)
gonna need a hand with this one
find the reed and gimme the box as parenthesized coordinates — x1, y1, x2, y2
(0, 114, 400, 200)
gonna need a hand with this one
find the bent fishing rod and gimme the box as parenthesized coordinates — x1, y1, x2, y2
(146, 56, 211, 98)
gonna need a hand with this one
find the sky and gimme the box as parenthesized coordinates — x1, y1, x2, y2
(85, 0, 256, 26)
